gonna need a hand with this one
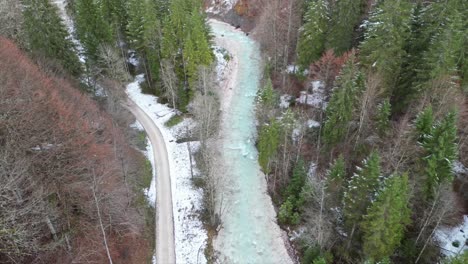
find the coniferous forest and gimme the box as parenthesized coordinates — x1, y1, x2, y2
(0, 0, 467, 263)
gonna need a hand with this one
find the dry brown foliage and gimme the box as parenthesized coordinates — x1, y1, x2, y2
(0, 38, 151, 263)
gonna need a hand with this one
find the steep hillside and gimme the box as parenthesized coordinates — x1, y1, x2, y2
(0, 38, 152, 263)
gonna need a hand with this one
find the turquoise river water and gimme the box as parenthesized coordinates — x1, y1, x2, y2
(211, 21, 292, 264)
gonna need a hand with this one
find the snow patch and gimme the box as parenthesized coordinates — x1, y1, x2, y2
(453, 161, 468, 175)
(296, 81, 327, 109)
(307, 119, 320, 128)
(285, 64, 309, 75)
(126, 75, 207, 264)
(130, 120, 144, 131)
(280, 94, 294, 109)
(214, 46, 230, 83)
(308, 163, 318, 178)
(436, 215, 468, 257)
(206, 0, 238, 14)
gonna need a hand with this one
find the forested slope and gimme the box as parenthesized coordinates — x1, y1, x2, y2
(228, 0, 468, 263)
(0, 38, 152, 263)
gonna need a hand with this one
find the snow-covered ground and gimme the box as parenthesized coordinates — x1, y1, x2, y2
(126, 76, 207, 264)
(435, 161, 468, 257)
(436, 215, 468, 257)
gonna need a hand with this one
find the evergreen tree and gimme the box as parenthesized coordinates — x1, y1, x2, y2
(326, 155, 346, 197)
(361, 173, 411, 261)
(23, 0, 81, 76)
(279, 159, 308, 225)
(393, 3, 433, 111)
(416, 0, 465, 91)
(258, 120, 281, 174)
(376, 98, 391, 136)
(100, 0, 128, 35)
(343, 151, 381, 232)
(323, 55, 364, 147)
(74, 0, 113, 62)
(162, 0, 213, 110)
(360, 0, 412, 95)
(285, 158, 308, 199)
(421, 110, 458, 199)
(296, 0, 329, 70)
(127, 0, 162, 91)
(415, 106, 434, 143)
(326, 0, 367, 55)
(258, 78, 278, 107)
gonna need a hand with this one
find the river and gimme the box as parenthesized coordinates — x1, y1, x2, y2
(210, 20, 293, 264)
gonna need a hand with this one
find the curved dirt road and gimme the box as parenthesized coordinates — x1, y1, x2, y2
(125, 100, 176, 264)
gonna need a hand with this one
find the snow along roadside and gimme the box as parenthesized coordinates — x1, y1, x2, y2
(126, 75, 207, 264)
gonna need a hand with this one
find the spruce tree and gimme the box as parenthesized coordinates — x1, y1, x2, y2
(343, 151, 381, 232)
(376, 98, 391, 136)
(279, 158, 308, 225)
(23, 0, 81, 76)
(421, 111, 458, 199)
(326, 0, 367, 55)
(361, 173, 411, 261)
(326, 155, 346, 197)
(415, 106, 434, 143)
(285, 158, 307, 199)
(127, 0, 162, 91)
(162, 0, 213, 110)
(100, 0, 128, 35)
(258, 120, 281, 174)
(360, 0, 412, 95)
(296, 0, 329, 70)
(416, 0, 465, 91)
(258, 78, 278, 108)
(393, 3, 433, 111)
(323, 55, 364, 147)
(74, 0, 113, 62)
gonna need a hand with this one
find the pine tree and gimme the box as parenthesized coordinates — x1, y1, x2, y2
(422, 110, 458, 199)
(343, 151, 381, 232)
(23, 0, 81, 76)
(361, 173, 411, 261)
(323, 55, 364, 147)
(376, 98, 391, 136)
(296, 0, 329, 70)
(360, 0, 412, 95)
(326, 0, 367, 55)
(74, 0, 113, 62)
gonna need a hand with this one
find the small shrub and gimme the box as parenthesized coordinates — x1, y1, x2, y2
(165, 115, 183, 127)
